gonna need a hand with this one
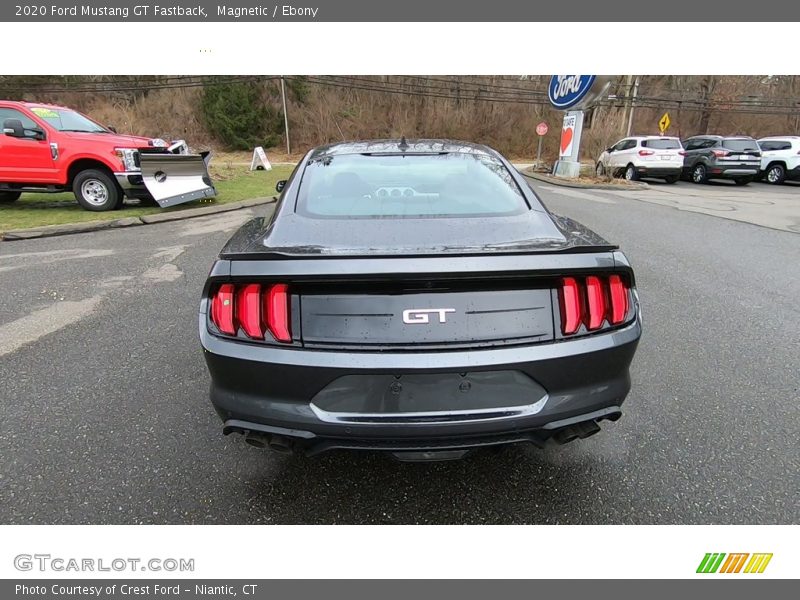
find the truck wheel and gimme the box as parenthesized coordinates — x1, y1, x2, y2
(0, 191, 21, 203)
(765, 164, 786, 184)
(73, 169, 121, 211)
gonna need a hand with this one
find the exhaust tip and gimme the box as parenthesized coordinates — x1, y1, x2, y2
(267, 435, 294, 454)
(244, 433, 268, 449)
(553, 419, 603, 444)
(576, 420, 601, 439)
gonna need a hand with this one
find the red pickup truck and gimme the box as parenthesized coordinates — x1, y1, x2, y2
(0, 100, 216, 211)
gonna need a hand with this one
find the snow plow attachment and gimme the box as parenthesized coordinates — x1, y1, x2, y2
(140, 151, 216, 208)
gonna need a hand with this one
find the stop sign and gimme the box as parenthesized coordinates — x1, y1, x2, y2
(536, 122, 549, 136)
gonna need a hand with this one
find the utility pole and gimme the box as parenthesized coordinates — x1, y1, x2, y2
(626, 76, 640, 137)
(622, 75, 632, 134)
(280, 76, 290, 155)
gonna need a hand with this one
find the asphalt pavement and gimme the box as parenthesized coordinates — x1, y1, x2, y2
(0, 178, 797, 524)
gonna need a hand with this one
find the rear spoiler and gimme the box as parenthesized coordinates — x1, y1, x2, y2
(139, 151, 216, 208)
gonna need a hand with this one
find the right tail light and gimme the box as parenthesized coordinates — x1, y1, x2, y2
(558, 275, 632, 336)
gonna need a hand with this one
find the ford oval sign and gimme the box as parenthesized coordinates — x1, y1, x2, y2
(548, 75, 597, 110)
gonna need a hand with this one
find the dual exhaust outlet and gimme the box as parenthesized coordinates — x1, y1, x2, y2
(244, 431, 294, 454)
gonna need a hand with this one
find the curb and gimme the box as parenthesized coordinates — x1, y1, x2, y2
(521, 169, 650, 191)
(1, 196, 276, 241)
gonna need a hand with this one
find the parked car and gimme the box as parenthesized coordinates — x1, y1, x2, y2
(0, 100, 215, 211)
(595, 136, 684, 183)
(757, 136, 800, 184)
(681, 135, 760, 185)
(199, 139, 642, 461)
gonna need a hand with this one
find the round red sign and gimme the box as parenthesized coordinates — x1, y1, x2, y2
(536, 122, 549, 136)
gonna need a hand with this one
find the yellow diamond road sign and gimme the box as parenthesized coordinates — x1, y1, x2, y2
(659, 112, 671, 134)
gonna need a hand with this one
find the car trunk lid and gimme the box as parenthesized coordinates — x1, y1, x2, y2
(220, 211, 617, 259)
(298, 278, 555, 349)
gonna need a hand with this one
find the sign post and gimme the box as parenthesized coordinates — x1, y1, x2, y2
(548, 75, 612, 178)
(535, 121, 548, 165)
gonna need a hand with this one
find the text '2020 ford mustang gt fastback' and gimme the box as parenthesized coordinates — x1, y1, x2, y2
(199, 140, 641, 461)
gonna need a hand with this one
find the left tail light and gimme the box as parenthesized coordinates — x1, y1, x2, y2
(209, 283, 291, 343)
(210, 284, 236, 335)
(558, 275, 632, 336)
(638, 149, 654, 156)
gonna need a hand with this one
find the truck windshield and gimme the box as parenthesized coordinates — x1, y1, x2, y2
(29, 107, 107, 133)
(296, 153, 529, 218)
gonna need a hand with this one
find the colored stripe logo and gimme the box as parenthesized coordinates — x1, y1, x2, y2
(697, 553, 773, 574)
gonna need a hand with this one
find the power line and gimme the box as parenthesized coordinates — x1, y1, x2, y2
(2, 75, 800, 118)
(0, 75, 278, 94)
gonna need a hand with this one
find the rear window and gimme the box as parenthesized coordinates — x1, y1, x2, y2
(296, 153, 529, 218)
(759, 140, 792, 151)
(642, 138, 682, 149)
(722, 138, 759, 152)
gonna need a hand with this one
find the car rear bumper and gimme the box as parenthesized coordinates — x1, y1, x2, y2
(200, 316, 641, 455)
(708, 166, 759, 178)
(635, 166, 681, 177)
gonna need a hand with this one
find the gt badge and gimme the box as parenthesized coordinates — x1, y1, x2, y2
(402, 308, 456, 324)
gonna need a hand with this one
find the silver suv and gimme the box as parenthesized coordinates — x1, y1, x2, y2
(757, 137, 800, 184)
(681, 135, 761, 185)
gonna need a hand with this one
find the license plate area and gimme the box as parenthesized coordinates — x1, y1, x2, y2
(310, 371, 548, 420)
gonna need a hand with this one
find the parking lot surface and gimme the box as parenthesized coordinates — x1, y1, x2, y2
(0, 178, 797, 524)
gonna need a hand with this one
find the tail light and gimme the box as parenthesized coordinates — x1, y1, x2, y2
(607, 275, 629, 325)
(678, 150, 687, 156)
(712, 149, 730, 157)
(558, 275, 631, 335)
(210, 284, 236, 335)
(638, 149, 654, 156)
(236, 283, 263, 339)
(210, 283, 291, 343)
(585, 276, 607, 330)
(265, 284, 291, 343)
(558, 277, 583, 335)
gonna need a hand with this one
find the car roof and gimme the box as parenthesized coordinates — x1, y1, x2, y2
(628, 135, 680, 139)
(758, 136, 800, 141)
(685, 134, 755, 139)
(0, 100, 70, 110)
(308, 139, 501, 160)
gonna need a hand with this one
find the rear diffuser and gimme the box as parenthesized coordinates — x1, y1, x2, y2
(140, 151, 216, 208)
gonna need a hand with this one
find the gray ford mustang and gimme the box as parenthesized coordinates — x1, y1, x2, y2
(199, 139, 641, 461)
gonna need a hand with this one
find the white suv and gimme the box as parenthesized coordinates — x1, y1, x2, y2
(596, 136, 684, 183)
(757, 137, 800, 184)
